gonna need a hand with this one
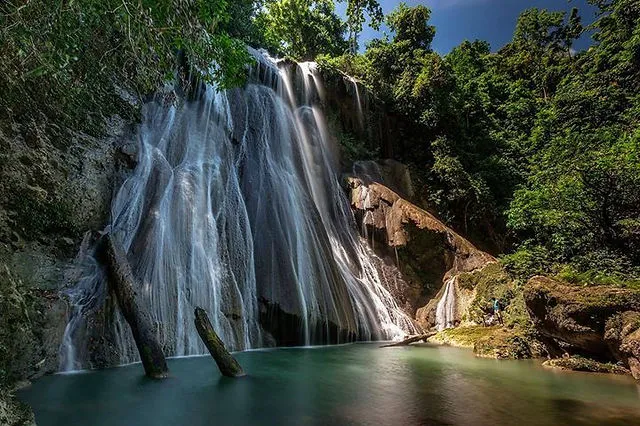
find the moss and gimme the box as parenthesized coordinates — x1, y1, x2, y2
(460, 263, 531, 328)
(431, 325, 500, 349)
(431, 325, 536, 359)
(7, 183, 78, 241)
(474, 327, 532, 359)
(543, 356, 630, 375)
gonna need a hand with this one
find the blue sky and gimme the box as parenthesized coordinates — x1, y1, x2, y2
(336, 0, 599, 54)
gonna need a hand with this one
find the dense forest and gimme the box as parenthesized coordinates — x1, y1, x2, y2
(3, 0, 638, 289)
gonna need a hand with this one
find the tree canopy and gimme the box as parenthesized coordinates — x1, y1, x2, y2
(319, 0, 640, 284)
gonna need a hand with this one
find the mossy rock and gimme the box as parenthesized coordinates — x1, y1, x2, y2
(0, 388, 35, 426)
(474, 327, 533, 359)
(524, 276, 640, 356)
(543, 356, 630, 375)
(431, 325, 536, 359)
(461, 263, 531, 328)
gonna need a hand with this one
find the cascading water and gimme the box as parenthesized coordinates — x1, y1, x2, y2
(346, 76, 365, 130)
(435, 277, 457, 331)
(59, 51, 416, 371)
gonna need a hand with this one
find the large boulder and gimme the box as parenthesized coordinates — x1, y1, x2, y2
(348, 177, 495, 273)
(524, 276, 640, 372)
(347, 177, 498, 328)
(605, 311, 640, 379)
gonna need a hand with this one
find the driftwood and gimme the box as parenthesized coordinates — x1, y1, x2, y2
(100, 234, 169, 379)
(194, 307, 245, 378)
(380, 332, 437, 348)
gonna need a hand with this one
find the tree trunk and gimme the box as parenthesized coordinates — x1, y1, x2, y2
(380, 333, 437, 348)
(194, 307, 245, 378)
(100, 234, 169, 379)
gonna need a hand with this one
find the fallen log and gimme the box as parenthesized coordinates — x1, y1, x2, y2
(380, 332, 437, 348)
(194, 307, 245, 378)
(100, 234, 169, 379)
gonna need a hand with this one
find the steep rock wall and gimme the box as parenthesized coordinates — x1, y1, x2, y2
(0, 115, 135, 398)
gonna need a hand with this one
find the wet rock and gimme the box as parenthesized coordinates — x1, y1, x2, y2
(116, 141, 139, 169)
(0, 390, 36, 426)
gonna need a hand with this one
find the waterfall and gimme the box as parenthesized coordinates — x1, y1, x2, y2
(435, 277, 457, 331)
(59, 51, 416, 371)
(346, 76, 365, 130)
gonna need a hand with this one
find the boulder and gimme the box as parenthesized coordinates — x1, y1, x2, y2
(605, 311, 640, 379)
(347, 177, 495, 274)
(524, 276, 640, 357)
(524, 276, 640, 377)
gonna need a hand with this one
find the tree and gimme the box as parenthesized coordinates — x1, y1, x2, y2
(342, 0, 383, 53)
(257, 0, 348, 60)
(0, 0, 252, 131)
(387, 3, 435, 51)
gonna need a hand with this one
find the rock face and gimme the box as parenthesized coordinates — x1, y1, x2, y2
(0, 115, 135, 408)
(347, 176, 497, 328)
(524, 276, 640, 377)
(348, 178, 494, 272)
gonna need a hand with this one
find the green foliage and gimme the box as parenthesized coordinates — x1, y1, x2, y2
(386, 3, 435, 51)
(257, 0, 348, 60)
(501, 245, 555, 279)
(0, 0, 252, 133)
(342, 0, 383, 53)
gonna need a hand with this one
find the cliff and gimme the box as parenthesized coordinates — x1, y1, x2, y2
(346, 176, 497, 327)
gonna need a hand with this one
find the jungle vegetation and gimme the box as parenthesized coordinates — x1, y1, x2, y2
(1, 0, 639, 285)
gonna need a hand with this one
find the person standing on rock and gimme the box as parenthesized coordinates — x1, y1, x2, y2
(492, 297, 504, 326)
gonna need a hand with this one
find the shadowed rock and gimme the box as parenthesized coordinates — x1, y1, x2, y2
(605, 311, 640, 379)
(525, 276, 640, 379)
(100, 234, 169, 379)
(194, 307, 245, 378)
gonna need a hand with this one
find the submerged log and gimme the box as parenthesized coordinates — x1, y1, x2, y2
(100, 234, 169, 379)
(380, 332, 437, 348)
(194, 307, 245, 378)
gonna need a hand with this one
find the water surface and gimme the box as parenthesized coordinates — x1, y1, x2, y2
(20, 344, 640, 426)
